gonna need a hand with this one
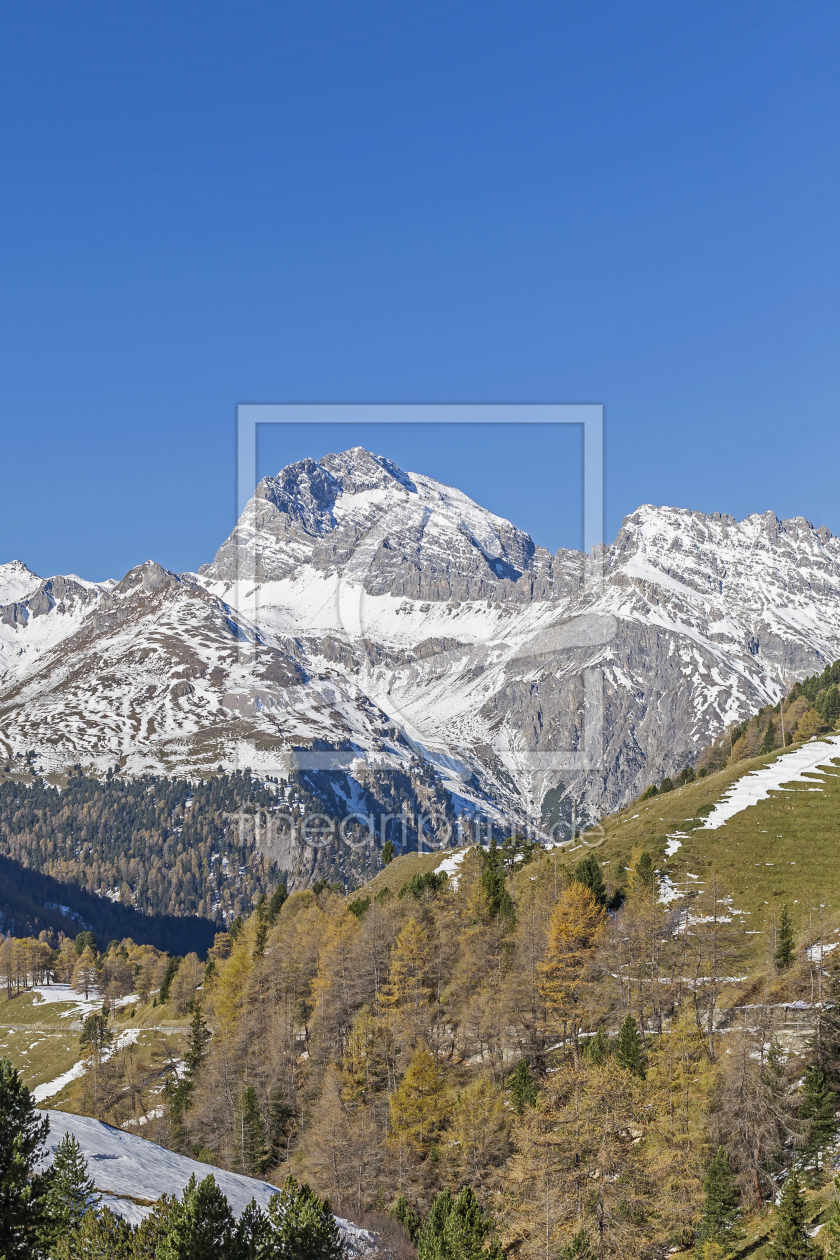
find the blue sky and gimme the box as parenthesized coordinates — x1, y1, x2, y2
(0, 2, 838, 580)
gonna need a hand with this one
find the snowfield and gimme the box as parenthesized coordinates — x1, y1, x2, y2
(40, 1110, 373, 1249)
(700, 734, 840, 830)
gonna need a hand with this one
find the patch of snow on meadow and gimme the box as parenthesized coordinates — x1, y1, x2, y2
(700, 735, 840, 831)
(436, 848, 470, 888)
(32, 1030, 140, 1103)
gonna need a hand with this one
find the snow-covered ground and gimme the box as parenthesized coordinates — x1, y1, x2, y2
(39, 1110, 373, 1249)
(32, 1029, 140, 1104)
(29, 985, 138, 1018)
(700, 734, 840, 831)
(435, 847, 470, 887)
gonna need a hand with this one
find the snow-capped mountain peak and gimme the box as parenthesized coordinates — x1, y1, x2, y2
(0, 560, 42, 605)
(4, 453, 840, 839)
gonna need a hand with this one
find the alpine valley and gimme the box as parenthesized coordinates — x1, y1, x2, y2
(2, 447, 840, 883)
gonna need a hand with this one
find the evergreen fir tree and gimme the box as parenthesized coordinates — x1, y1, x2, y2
(481, 839, 513, 920)
(158, 955, 182, 1004)
(417, 1185, 504, 1260)
(267, 882, 288, 922)
(616, 1014, 647, 1078)
(167, 1004, 211, 1141)
(508, 1059, 538, 1114)
(42, 1131, 99, 1242)
(392, 1194, 422, 1243)
(760, 720, 777, 754)
(130, 1195, 179, 1257)
(253, 912, 269, 959)
(50, 1206, 133, 1259)
(266, 1084, 293, 1165)
(776, 906, 796, 970)
(696, 1147, 743, 1251)
(234, 1198, 268, 1258)
(237, 1085, 270, 1176)
(767, 1170, 821, 1259)
(821, 1172, 840, 1259)
(560, 1231, 594, 1259)
(261, 1175, 346, 1259)
(799, 1066, 836, 1183)
(635, 851, 656, 893)
(156, 1173, 237, 1260)
(0, 1055, 50, 1259)
(381, 840, 395, 865)
(583, 1025, 611, 1066)
(572, 854, 606, 906)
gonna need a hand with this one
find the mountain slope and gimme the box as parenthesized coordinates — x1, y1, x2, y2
(2, 449, 840, 839)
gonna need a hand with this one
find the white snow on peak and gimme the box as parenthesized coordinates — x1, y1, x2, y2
(700, 735, 840, 830)
(0, 560, 41, 604)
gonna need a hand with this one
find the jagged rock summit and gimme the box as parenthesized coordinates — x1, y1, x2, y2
(2, 450, 840, 833)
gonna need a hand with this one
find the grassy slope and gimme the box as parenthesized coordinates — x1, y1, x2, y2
(360, 735, 840, 941)
(594, 737, 840, 946)
(0, 987, 188, 1112)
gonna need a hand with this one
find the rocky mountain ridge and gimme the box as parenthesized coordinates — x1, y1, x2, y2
(2, 448, 840, 839)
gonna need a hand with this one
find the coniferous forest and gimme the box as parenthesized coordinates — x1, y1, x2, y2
(0, 767, 283, 933)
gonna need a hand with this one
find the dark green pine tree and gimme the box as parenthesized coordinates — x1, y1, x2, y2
(583, 1026, 611, 1066)
(42, 1131, 99, 1242)
(508, 1059, 538, 1114)
(481, 839, 513, 920)
(760, 719, 778, 754)
(158, 955, 182, 1004)
(417, 1186, 504, 1260)
(559, 1230, 594, 1259)
(238, 1085, 270, 1176)
(0, 1056, 51, 1260)
(234, 1198, 268, 1259)
(696, 1147, 743, 1250)
(262, 1176, 345, 1260)
(635, 852, 657, 894)
(776, 906, 796, 971)
(50, 1206, 133, 1260)
(253, 905, 269, 958)
(130, 1196, 180, 1258)
(821, 684, 840, 729)
(392, 1194, 422, 1243)
(266, 1085, 294, 1166)
(822, 1173, 840, 1259)
(767, 1171, 821, 1259)
(572, 854, 606, 906)
(156, 1174, 237, 1260)
(799, 1066, 837, 1184)
(267, 881, 288, 921)
(616, 1014, 647, 1078)
(167, 1004, 211, 1144)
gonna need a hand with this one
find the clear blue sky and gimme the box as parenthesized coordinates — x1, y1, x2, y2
(1, 2, 838, 580)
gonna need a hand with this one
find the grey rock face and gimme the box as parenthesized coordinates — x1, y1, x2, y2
(3, 454, 840, 839)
